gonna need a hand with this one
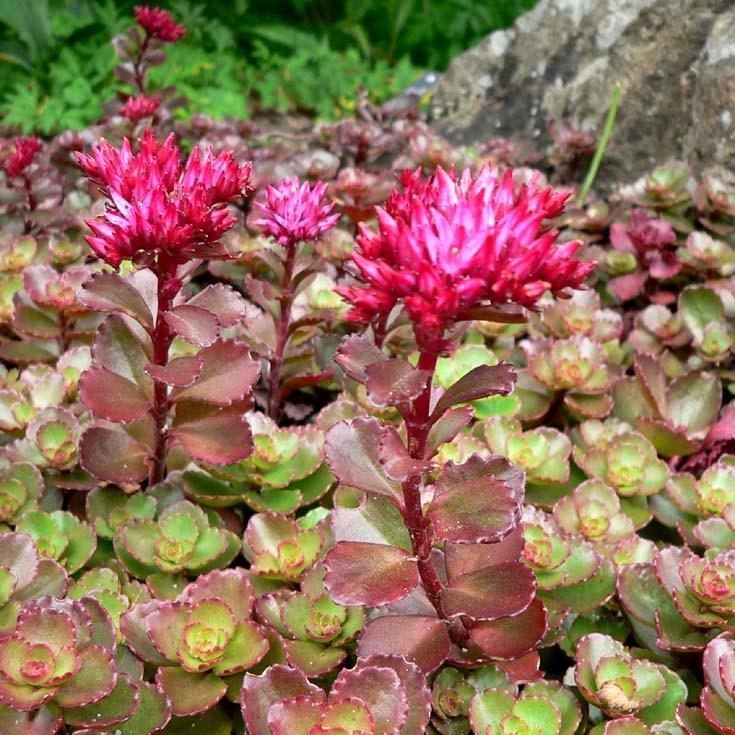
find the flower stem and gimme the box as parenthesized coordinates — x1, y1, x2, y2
(148, 255, 178, 486)
(267, 243, 299, 423)
(575, 81, 622, 206)
(132, 33, 151, 95)
(402, 350, 445, 615)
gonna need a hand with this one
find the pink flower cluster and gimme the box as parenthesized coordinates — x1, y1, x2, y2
(134, 5, 186, 42)
(254, 178, 339, 247)
(2, 136, 43, 179)
(339, 165, 594, 352)
(77, 130, 251, 267)
(120, 94, 161, 121)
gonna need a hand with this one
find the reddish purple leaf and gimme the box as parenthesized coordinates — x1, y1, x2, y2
(677, 704, 723, 735)
(171, 400, 252, 465)
(634, 351, 668, 415)
(93, 315, 153, 389)
(444, 526, 526, 585)
(469, 597, 548, 660)
(701, 686, 735, 735)
(379, 427, 432, 481)
(365, 359, 430, 407)
(331, 495, 412, 550)
(171, 339, 260, 406)
(267, 697, 323, 735)
(425, 406, 474, 458)
(79, 367, 151, 423)
(440, 560, 536, 621)
(358, 615, 450, 673)
(80, 421, 154, 485)
(242, 665, 325, 735)
(608, 271, 647, 301)
(430, 363, 517, 422)
(325, 418, 401, 502)
(427, 456, 522, 544)
(155, 667, 226, 717)
(355, 655, 431, 735)
(145, 355, 205, 387)
(323, 541, 419, 606)
(165, 304, 220, 347)
(188, 283, 246, 327)
(331, 665, 408, 734)
(457, 303, 527, 323)
(78, 271, 154, 331)
(335, 334, 386, 384)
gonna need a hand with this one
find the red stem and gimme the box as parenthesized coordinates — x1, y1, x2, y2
(267, 243, 298, 423)
(402, 350, 445, 615)
(22, 173, 36, 234)
(132, 33, 151, 95)
(148, 254, 178, 486)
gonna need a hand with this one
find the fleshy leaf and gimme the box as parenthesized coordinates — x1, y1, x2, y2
(358, 615, 450, 673)
(431, 363, 517, 422)
(427, 456, 522, 543)
(323, 541, 419, 606)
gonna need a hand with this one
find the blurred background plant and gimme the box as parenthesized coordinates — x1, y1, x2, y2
(0, 0, 537, 134)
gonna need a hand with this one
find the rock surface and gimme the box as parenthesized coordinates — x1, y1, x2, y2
(429, 0, 735, 189)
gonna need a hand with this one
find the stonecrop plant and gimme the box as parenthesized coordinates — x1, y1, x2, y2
(1, 5, 735, 734)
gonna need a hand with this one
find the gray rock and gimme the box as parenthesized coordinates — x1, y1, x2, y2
(429, 0, 735, 190)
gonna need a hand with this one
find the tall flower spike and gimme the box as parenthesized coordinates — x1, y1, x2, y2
(120, 94, 161, 121)
(254, 177, 339, 247)
(76, 129, 252, 267)
(133, 5, 186, 42)
(338, 165, 595, 353)
(2, 136, 43, 179)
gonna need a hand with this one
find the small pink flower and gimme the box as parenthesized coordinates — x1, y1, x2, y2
(254, 177, 339, 247)
(76, 129, 251, 267)
(2, 136, 43, 178)
(134, 5, 186, 42)
(120, 94, 161, 121)
(338, 165, 594, 353)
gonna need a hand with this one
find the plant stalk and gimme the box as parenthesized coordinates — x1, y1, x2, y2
(148, 255, 178, 486)
(575, 81, 622, 206)
(402, 350, 445, 615)
(267, 242, 299, 423)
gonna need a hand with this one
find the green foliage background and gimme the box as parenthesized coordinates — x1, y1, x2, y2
(0, 0, 536, 134)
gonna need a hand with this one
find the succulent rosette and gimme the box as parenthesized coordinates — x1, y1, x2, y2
(0, 460, 43, 526)
(0, 534, 68, 633)
(469, 680, 582, 735)
(574, 633, 685, 722)
(243, 512, 326, 583)
(15, 510, 96, 574)
(523, 336, 617, 419)
(485, 416, 571, 485)
(539, 289, 623, 342)
(431, 664, 515, 727)
(0, 595, 170, 735)
(553, 480, 637, 546)
(241, 655, 431, 735)
(697, 633, 735, 734)
(255, 567, 364, 677)
(121, 568, 268, 717)
(185, 414, 332, 513)
(613, 353, 721, 458)
(660, 456, 735, 547)
(521, 507, 616, 618)
(114, 499, 240, 587)
(573, 430, 668, 498)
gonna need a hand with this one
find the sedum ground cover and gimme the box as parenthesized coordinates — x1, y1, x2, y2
(0, 6, 735, 735)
